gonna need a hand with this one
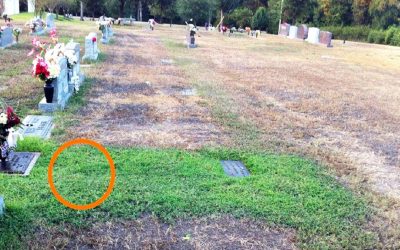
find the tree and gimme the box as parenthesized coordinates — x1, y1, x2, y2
(176, 0, 218, 24)
(353, 0, 372, 25)
(149, 0, 178, 23)
(226, 7, 253, 27)
(282, 0, 318, 24)
(369, 0, 400, 28)
(251, 6, 268, 30)
(316, 0, 353, 25)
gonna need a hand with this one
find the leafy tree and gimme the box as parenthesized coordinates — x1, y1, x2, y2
(176, 0, 217, 24)
(252, 6, 268, 30)
(369, 0, 400, 28)
(353, 0, 372, 25)
(149, 0, 178, 23)
(282, 0, 318, 24)
(317, 0, 353, 25)
(226, 7, 253, 27)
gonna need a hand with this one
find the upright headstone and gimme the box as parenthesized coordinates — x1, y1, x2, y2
(279, 23, 290, 36)
(307, 27, 320, 44)
(319, 31, 333, 47)
(0, 27, 15, 49)
(28, 0, 35, 13)
(4, 0, 20, 15)
(82, 32, 99, 61)
(0, 196, 4, 216)
(297, 24, 308, 40)
(288, 26, 298, 39)
(46, 13, 56, 30)
(39, 57, 72, 112)
(65, 41, 85, 90)
(100, 21, 110, 44)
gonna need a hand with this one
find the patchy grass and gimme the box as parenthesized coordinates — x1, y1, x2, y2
(0, 138, 376, 249)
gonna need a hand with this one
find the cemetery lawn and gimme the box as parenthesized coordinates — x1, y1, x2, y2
(0, 138, 375, 249)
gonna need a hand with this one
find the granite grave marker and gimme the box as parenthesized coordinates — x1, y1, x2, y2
(19, 115, 54, 139)
(0, 152, 40, 176)
(82, 32, 99, 61)
(221, 161, 250, 177)
(297, 24, 308, 40)
(0, 27, 16, 49)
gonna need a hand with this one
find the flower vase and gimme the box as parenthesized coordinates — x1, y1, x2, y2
(44, 79, 55, 103)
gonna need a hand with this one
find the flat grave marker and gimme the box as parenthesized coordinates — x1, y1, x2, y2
(0, 196, 4, 216)
(181, 88, 197, 96)
(0, 152, 40, 176)
(221, 160, 250, 177)
(19, 115, 54, 139)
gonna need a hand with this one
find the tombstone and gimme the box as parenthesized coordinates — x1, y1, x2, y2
(0, 27, 16, 49)
(65, 41, 85, 91)
(279, 23, 290, 36)
(221, 161, 250, 177)
(307, 27, 320, 44)
(0, 152, 40, 176)
(29, 18, 45, 36)
(186, 33, 197, 48)
(82, 32, 99, 61)
(39, 57, 72, 112)
(45, 13, 56, 30)
(100, 21, 110, 44)
(19, 115, 54, 139)
(288, 26, 298, 39)
(3, 0, 20, 15)
(319, 31, 333, 47)
(0, 196, 4, 216)
(28, 0, 35, 13)
(297, 24, 308, 40)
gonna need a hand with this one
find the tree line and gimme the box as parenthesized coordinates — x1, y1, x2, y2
(28, 0, 400, 33)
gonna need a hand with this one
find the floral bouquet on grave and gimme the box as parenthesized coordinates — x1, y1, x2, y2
(12, 27, 22, 43)
(0, 99, 22, 168)
(64, 50, 78, 69)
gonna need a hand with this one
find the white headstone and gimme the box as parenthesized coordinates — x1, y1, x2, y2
(100, 21, 110, 44)
(54, 57, 69, 101)
(66, 41, 85, 90)
(82, 32, 99, 61)
(307, 27, 320, 44)
(3, 0, 20, 15)
(28, 0, 35, 13)
(288, 26, 298, 39)
(0, 27, 15, 48)
(46, 13, 56, 29)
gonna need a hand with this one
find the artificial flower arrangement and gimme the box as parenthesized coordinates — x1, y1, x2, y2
(25, 18, 45, 33)
(12, 27, 22, 43)
(0, 100, 22, 168)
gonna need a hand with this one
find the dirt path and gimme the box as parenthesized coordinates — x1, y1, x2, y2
(68, 29, 230, 149)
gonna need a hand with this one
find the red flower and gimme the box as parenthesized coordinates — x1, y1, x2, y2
(92, 37, 97, 43)
(5, 106, 21, 128)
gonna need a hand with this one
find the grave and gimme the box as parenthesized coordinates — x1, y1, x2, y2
(66, 41, 85, 91)
(0, 196, 4, 216)
(181, 88, 197, 96)
(100, 22, 110, 44)
(279, 23, 290, 36)
(0, 152, 40, 176)
(161, 59, 174, 65)
(0, 27, 16, 49)
(19, 115, 54, 139)
(297, 24, 308, 40)
(39, 57, 72, 112)
(45, 13, 56, 30)
(82, 32, 100, 61)
(319, 31, 333, 47)
(288, 26, 298, 39)
(221, 161, 250, 177)
(28, 17, 46, 36)
(307, 27, 320, 44)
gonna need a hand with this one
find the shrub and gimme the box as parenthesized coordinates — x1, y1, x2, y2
(226, 7, 253, 28)
(367, 30, 386, 44)
(392, 29, 400, 46)
(385, 26, 397, 45)
(252, 7, 268, 30)
(321, 26, 371, 41)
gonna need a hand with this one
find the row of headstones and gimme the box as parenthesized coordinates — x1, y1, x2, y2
(279, 23, 332, 47)
(28, 13, 56, 36)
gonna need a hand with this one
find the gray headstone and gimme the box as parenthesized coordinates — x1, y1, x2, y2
(0, 196, 4, 216)
(46, 13, 56, 29)
(66, 41, 85, 89)
(19, 115, 54, 139)
(0, 152, 40, 176)
(82, 33, 99, 61)
(221, 161, 250, 177)
(0, 27, 15, 48)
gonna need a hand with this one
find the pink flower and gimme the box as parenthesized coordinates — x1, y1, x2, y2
(50, 28, 57, 38)
(92, 37, 97, 43)
(27, 49, 35, 56)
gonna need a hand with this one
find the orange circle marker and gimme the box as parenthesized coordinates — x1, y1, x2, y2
(48, 138, 116, 211)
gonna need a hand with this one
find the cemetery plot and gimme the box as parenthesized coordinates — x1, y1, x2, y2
(221, 160, 250, 177)
(0, 152, 40, 176)
(19, 115, 54, 139)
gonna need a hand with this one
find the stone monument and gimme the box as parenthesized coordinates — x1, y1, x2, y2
(0, 27, 16, 49)
(288, 26, 298, 39)
(82, 32, 99, 61)
(66, 41, 85, 91)
(3, 0, 20, 15)
(297, 24, 308, 40)
(100, 22, 110, 44)
(45, 13, 56, 30)
(39, 57, 72, 112)
(279, 23, 290, 36)
(319, 31, 333, 47)
(307, 27, 320, 44)
(19, 115, 54, 139)
(0, 196, 4, 216)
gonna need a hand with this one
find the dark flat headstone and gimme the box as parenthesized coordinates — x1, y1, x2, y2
(221, 161, 250, 177)
(0, 152, 40, 176)
(19, 115, 54, 139)
(0, 196, 4, 216)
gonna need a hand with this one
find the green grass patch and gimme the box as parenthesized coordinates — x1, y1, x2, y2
(0, 139, 376, 249)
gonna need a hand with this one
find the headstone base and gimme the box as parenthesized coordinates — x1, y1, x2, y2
(0, 152, 40, 176)
(30, 29, 46, 36)
(0, 41, 17, 50)
(38, 92, 72, 113)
